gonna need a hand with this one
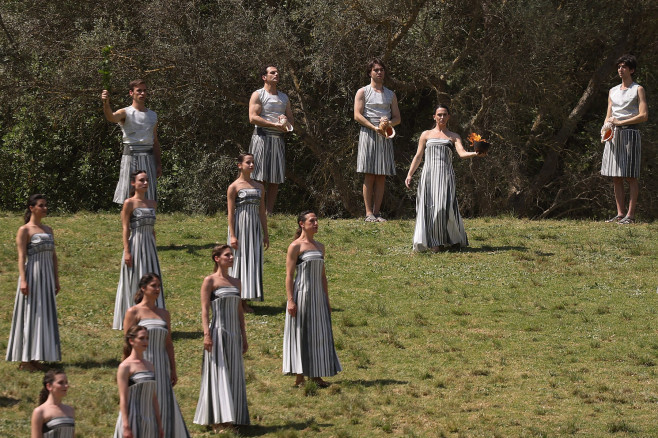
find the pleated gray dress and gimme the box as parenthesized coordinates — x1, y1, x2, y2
(357, 85, 396, 176)
(601, 83, 642, 178)
(6, 233, 61, 362)
(114, 371, 160, 438)
(228, 188, 263, 302)
(113, 208, 165, 330)
(283, 250, 341, 377)
(412, 139, 468, 251)
(42, 417, 74, 438)
(139, 319, 190, 437)
(249, 88, 288, 184)
(114, 106, 158, 204)
(194, 286, 249, 426)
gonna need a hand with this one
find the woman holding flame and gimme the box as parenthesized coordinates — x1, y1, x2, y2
(405, 105, 486, 252)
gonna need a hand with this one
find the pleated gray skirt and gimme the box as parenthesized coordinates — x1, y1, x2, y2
(113, 144, 158, 204)
(249, 128, 285, 184)
(357, 123, 395, 176)
(601, 127, 641, 178)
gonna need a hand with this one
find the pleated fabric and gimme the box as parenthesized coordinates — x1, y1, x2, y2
(249, 128, 285, 184)
(113, 144, 158, 204)
(412, 139, 468, 252)
(601, 127, 641, 178)
(139, 319, 190, 437)
(6, 233, 61, 362)
(42, 417, 75, 438)
(194, 287, 249, 426)
(283, 251, 341, 377)
(113, 208, 165, 330)
(228, 188, 263, 301)
(114, 371, 160, 438)
(356, 119, 396, 175)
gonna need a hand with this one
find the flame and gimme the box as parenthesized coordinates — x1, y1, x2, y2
(467, 132, 486, 145)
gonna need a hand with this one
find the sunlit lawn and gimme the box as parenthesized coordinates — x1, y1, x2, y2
(1, 212, 657, 437)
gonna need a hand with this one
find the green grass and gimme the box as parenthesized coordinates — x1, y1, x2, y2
(1, 213, 658, 436)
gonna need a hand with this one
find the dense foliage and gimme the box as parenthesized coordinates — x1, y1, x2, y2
(0, 0, 656, 218)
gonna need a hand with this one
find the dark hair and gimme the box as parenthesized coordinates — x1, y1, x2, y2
(129, 79, 146, 92)
(134, 273, 161, 304)
(366, 58, 386, 78)
(616, 54, 637, 76)
(123, 325, 147, 360)
(237, 153, 254, 164)
(24, 194, 46, 224)
(294, 210, 314, 239)
(39, 369, 65, 405)
(128, 169, 148, 197)
(212, 244, 232, 273)
(260, 64, 278, 78)
(434, 104, 450, 115)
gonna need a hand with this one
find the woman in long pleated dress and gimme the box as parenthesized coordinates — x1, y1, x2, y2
(31, 369, 75, 438)
(6, 194, 61, 371)
(227, 153, 269, 314)
(283, 211, 341, 387)
(113, 170, 165, 330)
(405, 105, 485, 252)
(194, 245, 249, 433)
(115, 325, 163, 438)
(123, 274, 190, 438)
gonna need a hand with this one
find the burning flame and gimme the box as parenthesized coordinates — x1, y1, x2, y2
(467, 132, 486, 145)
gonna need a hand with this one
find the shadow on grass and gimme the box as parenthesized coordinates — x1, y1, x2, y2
(0, 396, 20, 408)
(66, 358, 121, 369)
(249, 305, 284, 316)
(460, 245, 528, 253)
(337, 378, 408, 387)
(171, 331, 203, 341)
(249, 305, 344, 316)
(236, 422, 333, 436)
(157, 243, 217, 255)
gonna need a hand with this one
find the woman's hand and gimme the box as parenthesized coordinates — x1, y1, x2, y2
(287, 299, 297, 317)
(124, 252, 133, 268)
(170, 369, 178, 386)
(230, 236, 238, 250)
(123, 424, 134, 438)
(242, 338, 249, 354)
(203, 333, 213, 352)
(405, 175, 413, 189)
(20, 279, 28, 296)
(263, 236, 269, 250)
(55, 280, 60, 295)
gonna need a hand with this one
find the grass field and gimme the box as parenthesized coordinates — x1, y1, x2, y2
(1, 212, 657, 437)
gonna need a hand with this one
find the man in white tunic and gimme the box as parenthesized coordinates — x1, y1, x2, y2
(600, 54, 648, 224)
(248, 65, 294, 214)
(354, 58, 401, 222)
(102, 79, 162, 204)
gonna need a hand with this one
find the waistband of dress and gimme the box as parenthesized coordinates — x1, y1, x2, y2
(254, 126, 284, 137)
(367, 116, 389, 124)
(616, 125, 639, 131)
(122, 144, 154, 155)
